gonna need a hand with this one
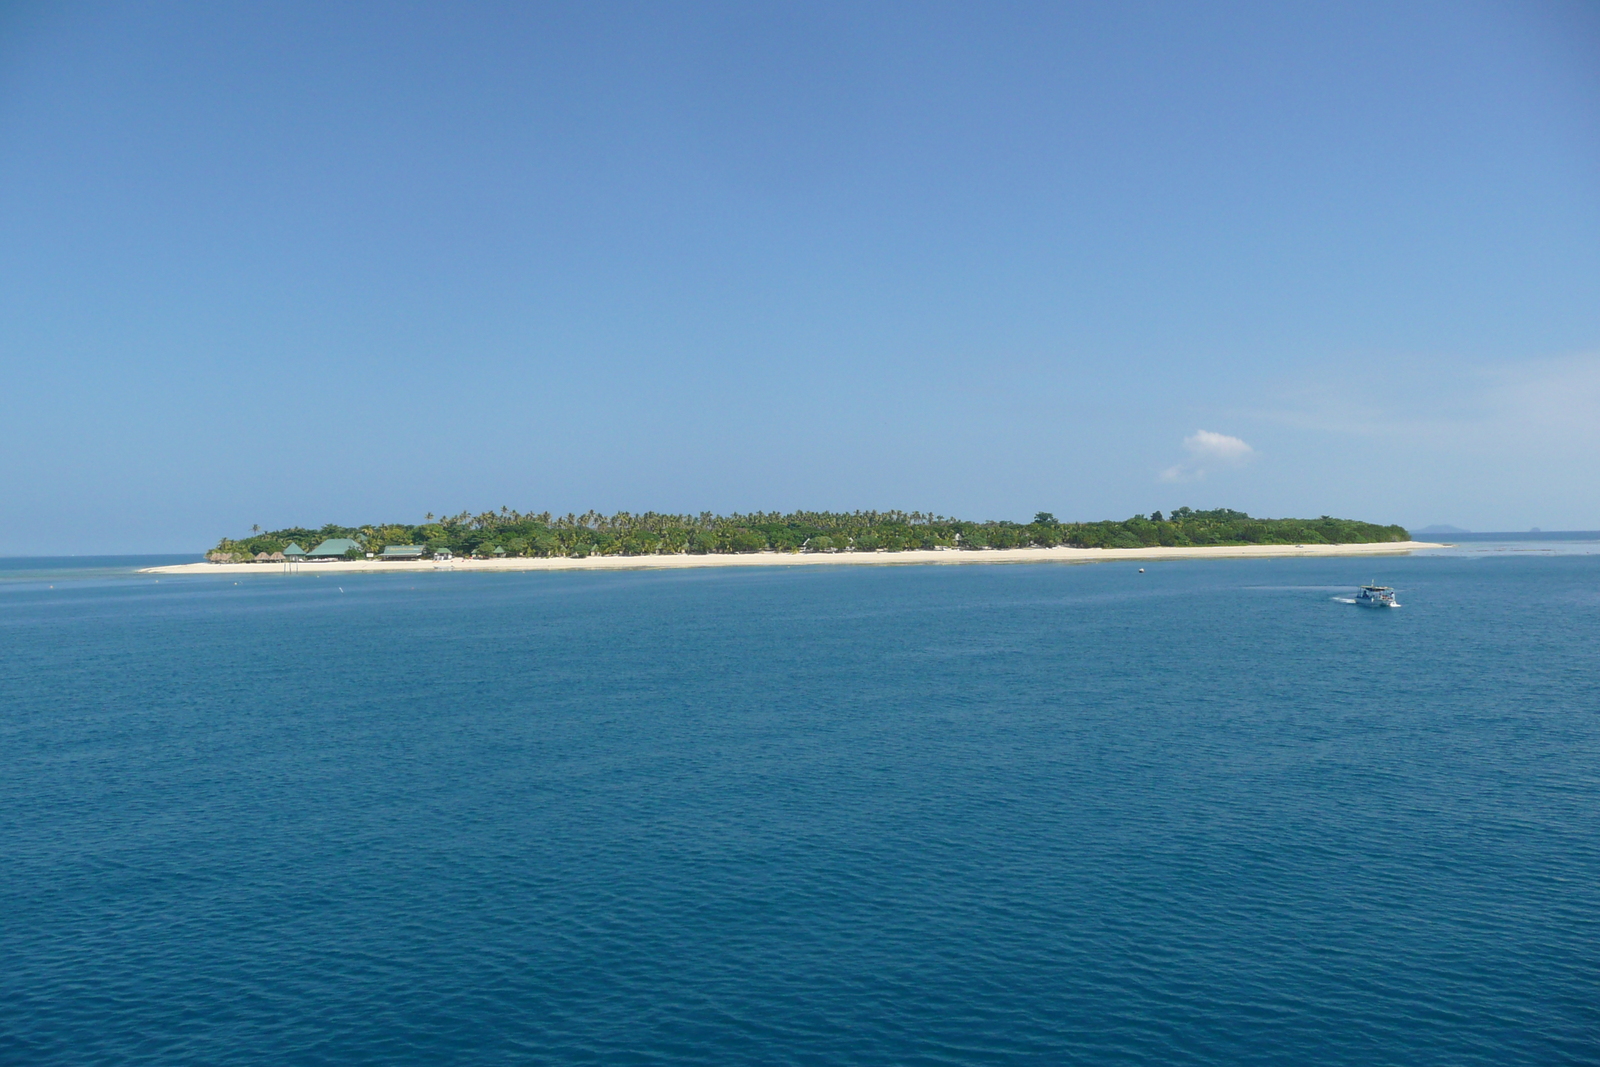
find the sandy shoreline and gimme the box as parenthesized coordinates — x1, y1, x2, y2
(141, 541, 1446, 576)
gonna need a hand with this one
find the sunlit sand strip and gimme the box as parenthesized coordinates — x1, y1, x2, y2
(141, 541, 1447, 576)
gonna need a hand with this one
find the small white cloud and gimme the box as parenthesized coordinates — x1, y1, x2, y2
(1184, 429, 1254, 462)
(1160, 430, 1254, 482)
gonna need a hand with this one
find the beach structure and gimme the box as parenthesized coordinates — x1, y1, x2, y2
(282, 543, 306, 557)
(380, 545, 426, 560)
(432, 547, 453, 560)
(306, 537, 363, 559)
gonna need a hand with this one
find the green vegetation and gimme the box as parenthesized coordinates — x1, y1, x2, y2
(209, 508, 1409, 561)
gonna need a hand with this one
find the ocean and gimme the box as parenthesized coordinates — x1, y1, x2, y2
(2, 546, 1597, 1065)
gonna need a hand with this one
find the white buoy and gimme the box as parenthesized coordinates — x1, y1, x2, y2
(1138, 568, 1145, 573)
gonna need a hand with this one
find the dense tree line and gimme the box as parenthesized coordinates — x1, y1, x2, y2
(211, 508, 1410, 561)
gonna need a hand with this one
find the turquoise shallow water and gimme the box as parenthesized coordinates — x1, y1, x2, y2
(2, 551, 1597, 1065)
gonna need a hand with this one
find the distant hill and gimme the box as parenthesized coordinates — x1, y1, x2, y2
(1416, 524, 1471, 534)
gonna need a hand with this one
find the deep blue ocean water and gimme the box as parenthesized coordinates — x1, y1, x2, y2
(2, 548, 1597, 1065)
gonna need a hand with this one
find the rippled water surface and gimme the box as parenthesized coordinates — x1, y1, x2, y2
(3, 552, 1597, 1065)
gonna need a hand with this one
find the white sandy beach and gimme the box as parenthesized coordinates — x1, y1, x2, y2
(142, 541, 1447, 576)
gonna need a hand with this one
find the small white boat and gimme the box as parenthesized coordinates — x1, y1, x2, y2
(1354, 585, 1399, 608)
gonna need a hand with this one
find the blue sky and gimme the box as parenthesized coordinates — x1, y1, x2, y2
(2, 1, 1597, 552)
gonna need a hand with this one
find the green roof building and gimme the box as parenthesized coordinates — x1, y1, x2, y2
(282, 543, 306, 557)
(380, 545, 426, 559)
(306, 537, 362, 558)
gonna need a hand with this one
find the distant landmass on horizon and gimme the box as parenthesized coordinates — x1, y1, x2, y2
(207, 508, 1410, 563)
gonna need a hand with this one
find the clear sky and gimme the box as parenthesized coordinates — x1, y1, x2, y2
(2, 1, 1597, 553)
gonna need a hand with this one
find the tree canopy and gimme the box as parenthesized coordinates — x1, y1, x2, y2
(209, 508, 1410, 561)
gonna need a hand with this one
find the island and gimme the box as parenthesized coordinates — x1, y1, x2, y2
(140, 508, 1443, 574)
